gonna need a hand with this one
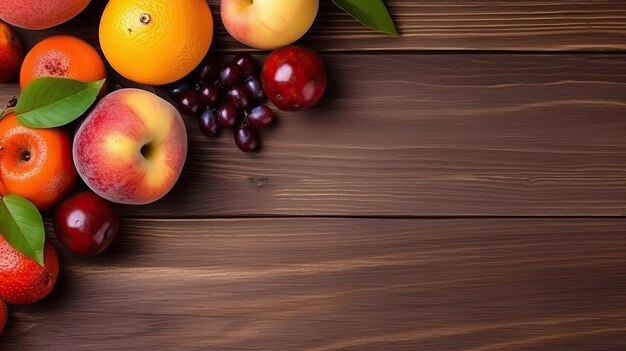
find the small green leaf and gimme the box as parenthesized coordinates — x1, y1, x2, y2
(0, 195, 45, 266)
(333, 0, 399, 35)
(15, 77, 105, 128)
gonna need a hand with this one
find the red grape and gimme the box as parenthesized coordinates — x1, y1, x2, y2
(198, 109, 220, 137)
(176, 89, 200, 116)
(227, 85, 254, 111)
(219, 63, 244, 88)
(233, 53, 258, 77)
(217, 100, 240, 128)
(246, 105, 274, 129)
(234, 125, 259, 152)
(198, 83, 221, 109)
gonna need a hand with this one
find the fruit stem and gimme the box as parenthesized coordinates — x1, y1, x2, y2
(0, 96, 17, 121)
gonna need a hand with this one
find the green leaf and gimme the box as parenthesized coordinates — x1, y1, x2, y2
(0, 195, 45, 266)
(333, 0, 399, 35)
(15, 77, 105, 128)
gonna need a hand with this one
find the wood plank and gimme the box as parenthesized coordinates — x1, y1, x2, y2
(11, 0, 626, 52)
(2, 218, 626, 350)
(3, 54, 626, 217)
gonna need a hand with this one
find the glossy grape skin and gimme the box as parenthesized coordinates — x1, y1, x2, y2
(219, 63, 244, 89)
(262, 46, 327, 111)
(173, 53, 275, 152)
(54, 191, 119, 256)
(246, 105, 274, 129)
(234, 125, 259, 152)
(169, 80, 191, 100)
(198, 109, 220, 137)
(197, 55, 221, 84)
(227, 85, 254, 111)
(244, 76, 266, 102)
(232, 53, 258, 78)
(216, 101, 240, 128)
(176, 89, 200, 116)
(198, 84, 222, 109)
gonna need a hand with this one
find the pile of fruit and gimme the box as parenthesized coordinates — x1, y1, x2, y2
(0, 0, 328, 334)
(171, 47, 326, 151)
(0, 0, 397, 336)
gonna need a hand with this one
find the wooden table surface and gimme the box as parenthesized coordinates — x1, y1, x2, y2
(2, 1, 626, 350)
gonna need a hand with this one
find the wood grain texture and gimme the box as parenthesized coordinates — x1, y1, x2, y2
(11, 0, 626, 52)
(2, 218, 626, 350)
(2, 2, 625, 349)
(5, 54, 625, 217)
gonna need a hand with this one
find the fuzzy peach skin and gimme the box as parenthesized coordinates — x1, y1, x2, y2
(73, 89, 187, 205)
(0, 0, 90, 30)
(221, 0, 318, 50)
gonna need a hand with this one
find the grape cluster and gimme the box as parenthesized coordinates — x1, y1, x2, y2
(169, 54, 274, 152)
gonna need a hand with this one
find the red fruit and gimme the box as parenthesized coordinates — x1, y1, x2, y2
(0, 21, 23, 82)
(0, 237, 59, 305)
(262, 46, 326, 111)
(0, 0, 90, 31)
(0, 300, 6, 334)
(54, 191, 119, 256)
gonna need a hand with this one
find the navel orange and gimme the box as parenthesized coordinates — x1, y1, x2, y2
(99, 0, 213, 86)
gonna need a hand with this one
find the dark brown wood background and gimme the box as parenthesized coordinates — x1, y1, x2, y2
(2, 0, 626, 349)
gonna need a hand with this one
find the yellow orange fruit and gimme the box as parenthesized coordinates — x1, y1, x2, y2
(0, 113, 77, 210)
(20, 35, 107, 90)
(99, 0, 213, 85)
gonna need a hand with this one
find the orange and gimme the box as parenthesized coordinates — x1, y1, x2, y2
(0, 112, 77, 210)
(99, 0, 213, 85)
(20, 35, 106, 89)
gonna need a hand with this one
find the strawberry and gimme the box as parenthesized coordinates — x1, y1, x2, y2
(0, 299, 6, 334)
(0, 236, 59, 305)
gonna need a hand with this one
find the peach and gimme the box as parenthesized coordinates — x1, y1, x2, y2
(0, 21, 23, 82)
(0, 0, 90, 30)
(73, 89, 187, 205)
(221, 0, 318, 50)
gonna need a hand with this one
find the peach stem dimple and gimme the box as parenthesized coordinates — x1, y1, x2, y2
(140, 143, 153, 159)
